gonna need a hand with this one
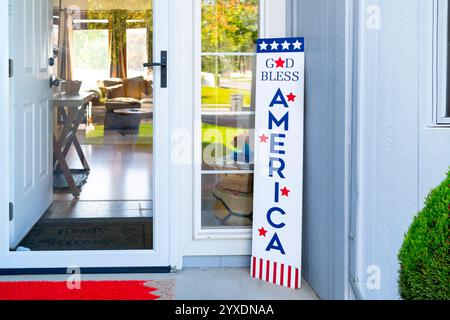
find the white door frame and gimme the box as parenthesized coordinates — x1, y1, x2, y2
(177, 0, 289, 263)
(0, 0, 174, 270)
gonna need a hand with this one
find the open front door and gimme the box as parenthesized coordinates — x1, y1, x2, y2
(9, 0, 53, 248)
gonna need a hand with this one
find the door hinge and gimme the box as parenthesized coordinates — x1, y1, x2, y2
(8, 59, 13, 78)
(9, 202, 13, 221)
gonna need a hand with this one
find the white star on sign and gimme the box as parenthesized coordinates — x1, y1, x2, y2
(259, 41, 268, 51)
(281, 40, 291, 50)
(270, 41, 279, 50)
(292, 40, 303, 50)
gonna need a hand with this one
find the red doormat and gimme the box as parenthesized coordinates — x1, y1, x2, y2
(0, 280, 160, 300)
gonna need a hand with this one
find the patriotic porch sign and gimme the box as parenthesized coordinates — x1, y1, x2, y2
(251, 37, 305, 289)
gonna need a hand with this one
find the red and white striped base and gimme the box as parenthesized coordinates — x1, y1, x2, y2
(251, 256, 301, 289)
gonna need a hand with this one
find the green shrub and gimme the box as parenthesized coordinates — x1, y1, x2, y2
(398, 170, 450, 300)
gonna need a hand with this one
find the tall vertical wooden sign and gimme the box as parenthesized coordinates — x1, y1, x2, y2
(251, 37, 305, 289)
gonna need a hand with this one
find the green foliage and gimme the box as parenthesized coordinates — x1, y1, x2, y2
(398, 170, 450, 300)
(202, 86, 251, 107)
(201, 0, 258, 75)
(85, 123, 153, 145)
(67, 0, 257, 77)
(86, 9, 153, 62)
(201, 0, 258, 53)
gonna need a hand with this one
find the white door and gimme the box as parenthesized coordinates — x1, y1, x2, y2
(9, 0, 53, 249)
(1, 0, 171, 268)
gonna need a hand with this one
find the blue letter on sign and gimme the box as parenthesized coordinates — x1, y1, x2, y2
(269, 157, 286, 179)
(266, 233, 286, 255)
(267, 207, 286, 229)
(268, 112, 289, 131)
(269, 88, 289, 108)
(270, 134, 286, 154)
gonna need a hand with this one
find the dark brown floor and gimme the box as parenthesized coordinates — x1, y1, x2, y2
(54, 144, 153, 201)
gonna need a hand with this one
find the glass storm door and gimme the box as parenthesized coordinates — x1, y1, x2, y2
(4, 0, 170, 269)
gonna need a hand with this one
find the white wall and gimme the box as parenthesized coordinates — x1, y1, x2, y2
(352, 0, 450, 300)
(295, 0, 450, 300)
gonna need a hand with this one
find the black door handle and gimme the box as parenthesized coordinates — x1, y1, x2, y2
(143, 51, 167, 88)
(50, 76, 60, 88)
(143, 62, 166, 67)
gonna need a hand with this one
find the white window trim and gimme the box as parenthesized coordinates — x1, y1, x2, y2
(434, 0, 450, 125)
(193, 0, 288, 241)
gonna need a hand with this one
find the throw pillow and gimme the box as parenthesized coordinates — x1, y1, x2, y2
(107, 84, 126, 99)
(144, 80, 153, 97)
(103, 78, 124, 88)
(124, 76, 145, 100)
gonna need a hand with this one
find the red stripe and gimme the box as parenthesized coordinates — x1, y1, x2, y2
(280, 264, 285, 286)
(252, 257, 256, 278)
(273, 262, 277, 284)
(295, 268, 299, 289)
(259, 259, 263, 280)
(288, 266, 292, 288)
(266, 260, 270, 282)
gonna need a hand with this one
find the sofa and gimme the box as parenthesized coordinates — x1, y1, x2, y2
(95, 77, 153, 131)
(98, 76, 153, 111)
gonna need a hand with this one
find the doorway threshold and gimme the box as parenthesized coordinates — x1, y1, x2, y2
(0, 266, 171, 276)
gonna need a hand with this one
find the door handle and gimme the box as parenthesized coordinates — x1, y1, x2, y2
(143, 50, 167, 88)
(49, 76, 60, 88)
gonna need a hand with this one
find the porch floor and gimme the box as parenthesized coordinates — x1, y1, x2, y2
(0, 268, 318, 300)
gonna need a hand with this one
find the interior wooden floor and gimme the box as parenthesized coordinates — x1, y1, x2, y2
(43, 200, 153, 220)
(54, 143, 153, 201)
(17, 143, 155, 251)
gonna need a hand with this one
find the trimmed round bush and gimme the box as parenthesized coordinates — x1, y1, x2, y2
(398, 170, 450, 300)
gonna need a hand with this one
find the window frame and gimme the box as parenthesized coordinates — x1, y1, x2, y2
(193, 0, 260, 240)
(435, 0, 450, 124)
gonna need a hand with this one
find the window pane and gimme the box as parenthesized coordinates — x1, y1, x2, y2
(201, 55, 254, 111)
(202, 174, 253, 228)
(200, 0, 258, 230)
(202, 118, 254, 170)
(201, 0, 258, 53)
(127, 28, 148, 78)
(73, 30, 109, 89)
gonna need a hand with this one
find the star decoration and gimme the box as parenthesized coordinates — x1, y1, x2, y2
(293, 40, 303, 50)
(270, 41, 279, 50)
(258, 227, 268, 237)
(281, 187, 291, 197)
(275, 57, 285, 68)
(259, 41, 268, 51)
(281, 40, 291, 50)
(259, 134, 269, 143)
(287, 93, 297, 102)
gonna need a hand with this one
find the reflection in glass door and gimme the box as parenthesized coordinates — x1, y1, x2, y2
(14, 0, 156, 251)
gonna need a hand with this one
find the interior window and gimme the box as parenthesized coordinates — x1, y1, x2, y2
(73, 29, 109, 89)
(127, 28, 148, 78)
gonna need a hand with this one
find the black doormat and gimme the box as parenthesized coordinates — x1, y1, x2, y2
(19, 218, 153, 251)
(53, 169, 89, 191)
